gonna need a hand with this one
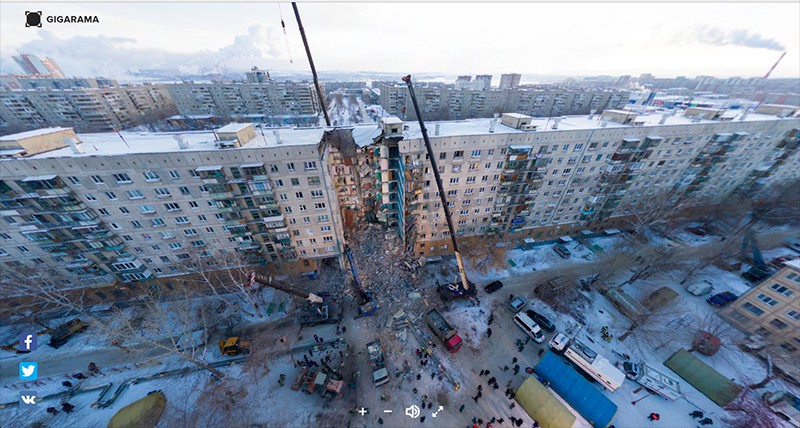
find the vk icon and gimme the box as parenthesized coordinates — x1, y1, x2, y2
(19, 332, 37, 352)
(19, 362, 38, 380)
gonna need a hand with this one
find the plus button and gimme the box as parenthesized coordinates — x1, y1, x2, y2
(358, 407, 367, 416)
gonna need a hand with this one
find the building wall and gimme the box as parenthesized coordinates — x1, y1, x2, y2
(0, 140, 342, 290)
(164, 82, 319, 120)
(378, 85, 630, 121)
(0, 85, 177, 134)
(720, 263, 800, 359)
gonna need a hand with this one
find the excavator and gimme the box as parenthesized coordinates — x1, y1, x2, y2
(247, 272, 342, 326)
(344, 247, 378, 318)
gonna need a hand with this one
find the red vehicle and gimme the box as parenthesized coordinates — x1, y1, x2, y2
(768, 255, 800, 269)
(424, 308, 463, 353)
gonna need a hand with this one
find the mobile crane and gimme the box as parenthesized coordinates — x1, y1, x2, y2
(344, 247, 378, 318)
(247, 272, 342, 326)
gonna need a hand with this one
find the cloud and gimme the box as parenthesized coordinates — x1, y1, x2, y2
(0, 25, 289, 79)
(683, 24, 785, 51)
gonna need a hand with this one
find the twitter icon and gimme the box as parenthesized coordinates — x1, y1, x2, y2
(19, 362, 38, 381)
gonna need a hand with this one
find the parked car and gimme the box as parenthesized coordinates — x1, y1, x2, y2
(509, 296, 527, 313)
(742, 266, 774, 283)
(685, 226, 709, 237)
(525, 309, 556, 332)
(706, 291, 738, 307)
(484, 280, 504, 294)
(769, 255, 800, 269)
(686, 279, 713, 296)
(553, 244, 571, 259)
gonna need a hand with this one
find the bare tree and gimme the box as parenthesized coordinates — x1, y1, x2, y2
(461, 235, 508, 274)
(723, 387, 785, 428)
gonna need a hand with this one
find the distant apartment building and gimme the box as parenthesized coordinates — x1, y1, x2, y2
(378, 84, 629, 121)
(245, 66, 271, 84)
(164, 81, 320, 127)
(720, 260, 800, 381)
(0, 85, 176, 134)
(0, 76, 118, 90)
(499, 73, 522, 90)
(12, 54, 65, 78)
(0, 124, 344, 297)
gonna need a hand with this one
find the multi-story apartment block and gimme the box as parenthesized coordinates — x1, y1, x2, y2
(0, 76, 118, 90)
(720, 260, 800, 382)
(499, 73, 522, 90)
(12, 54, 65, 78)
(378, 85, 630, 121)
(362, 111, 799, 257)
(0, 85, 176, 134)
(0, 124, 344, 294)
(164, 81, 320, 127)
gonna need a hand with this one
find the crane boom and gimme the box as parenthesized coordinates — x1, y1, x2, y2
(402, 74, 471, 291)
(248, 272, 324, 304)
(763, 51, 786, 80)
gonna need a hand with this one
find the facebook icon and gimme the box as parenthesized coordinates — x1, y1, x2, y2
(19, 332, 37, 352)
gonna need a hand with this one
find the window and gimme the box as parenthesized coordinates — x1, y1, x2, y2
(310, 190, 324, 198)
(447, 190, 458, 197)
(291, 178, 300, 186)
(287, 162, 295, 171)
(314, 203, 326, 210)
(321, 225, 332, 232)
(160, 231, 175, 240)
(439, 152, 446, 160)
(756, 293, 779, 307)
(449, 177, 459, 184)
(318, 215, 329, 222)
(199, 185, 209, 193)
(191, 240, 206, 247)
(299, 205, 308, 212)
(164, 203, 181, 212)
(175, 216, 190, 225)
(139, 205, 156, 214)
(169, 242, 183, 250)
(179, 186, 191, 195)
(780, 341, 798, 353)
(197, 214, 207, 222)
(0, 233, 10, 240)
(453, 150, 464, 159)
(280, 194, 288, 201)
(105, 191, 118, 200)
(270, 165, 279, 173)
(169, 170, 180, 179)
(126, 189, 144, 200)
(769, 318, 788, 330)
(110, 222, 121, 230)
(786, 310, 800, 321)
(189, 201, 199, 208)
(131, 220, 142, 229)
(183, 228, 198, 236)
(143, 171, 160, 182)
(113, 173, 132, 183)
(302, 216, 311, 224)
(275, 179, 284, 187)
(67, 176, 81, 185)
(303, 161, 317, 170)
(151, 218, 165, 227)
(308, 176, 321, 186)
(770, 283, 794, 297)
(98, 208, 110, 216)
(471, 149, 481, 158)
(466, 176, 476, 184)
(154, 188, 171, 198)
(295, 191, 304, 198)
(451, 165, 462, 173)
(17, 246, 30, 253)
(119, 207, 130, 214)
(205, 227, 214, 233)
(742, 302, 765, 316)
(284, 207, 292, 214)
(91, 175, 104, 184)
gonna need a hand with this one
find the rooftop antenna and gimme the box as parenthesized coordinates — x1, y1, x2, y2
(277, 4, 294, 64)
(292, 2, 330, 126)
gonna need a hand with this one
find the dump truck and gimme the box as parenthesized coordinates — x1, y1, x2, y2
(218, 336, 250, 356)
(297, 302, 343, 326)
(107, 390, 166, 428)
(549, 333, 626, 392)
(424, 308, 463, 353)
(367, 340, 389, 386)
(618, 361, 682, 401)
(247, 272, 341, 325)
(49, 318, 88, 348)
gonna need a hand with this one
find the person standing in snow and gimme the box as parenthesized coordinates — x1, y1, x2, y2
(459, 404, 465, 413)
(647, 413, 660, 421)
(487, 328, 493, 338)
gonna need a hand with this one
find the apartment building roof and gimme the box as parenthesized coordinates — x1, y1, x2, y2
(0, 127, 71, 141)
(21, 126, 325, 159)
(402, 110, 794, 140)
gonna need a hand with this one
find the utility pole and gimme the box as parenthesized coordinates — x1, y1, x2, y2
(292, 2, 330, 126)
(402, 74, 470, 291)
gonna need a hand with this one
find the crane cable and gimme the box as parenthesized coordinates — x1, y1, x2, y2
(278, 4, 294, 64)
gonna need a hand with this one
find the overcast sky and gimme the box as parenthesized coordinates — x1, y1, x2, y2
(1, 2, 798, 81)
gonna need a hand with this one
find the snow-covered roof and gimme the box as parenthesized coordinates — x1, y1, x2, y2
(503, 113, 533, 119)
(216, 123, 252, 133)
(19, 127, 325, 159)
(381, 117, 403, 125)
(785, 259, 800, 271)
(0, 127, 70, 141)
(352, 125, 382, 148)
(402, 111, 796, 140)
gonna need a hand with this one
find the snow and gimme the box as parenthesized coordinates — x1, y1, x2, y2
(0, 127, 71, 141)
(215, 122, 252, 133)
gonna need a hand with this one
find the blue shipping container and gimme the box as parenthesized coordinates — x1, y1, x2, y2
(534, 351, 618, 428)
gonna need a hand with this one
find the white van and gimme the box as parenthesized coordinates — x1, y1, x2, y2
(686, 280, 713, 296)
(513, 312, 545, 343)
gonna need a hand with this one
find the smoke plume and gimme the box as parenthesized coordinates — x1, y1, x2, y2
(689, 24, 785, 51)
